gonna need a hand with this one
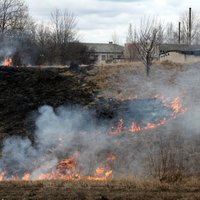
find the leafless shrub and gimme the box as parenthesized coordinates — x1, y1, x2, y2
(135, 18, 163, 76)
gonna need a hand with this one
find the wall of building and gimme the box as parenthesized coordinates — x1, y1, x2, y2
(96, 53, 123, 64)
(160, 52, 200, 64)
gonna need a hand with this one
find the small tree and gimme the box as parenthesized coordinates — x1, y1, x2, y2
(136, 18, 161, 76)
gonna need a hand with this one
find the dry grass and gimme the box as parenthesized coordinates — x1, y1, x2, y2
(86, 60, 186, 101)
(1, 61, 199, 199)
(1, 178, 200, 200)
(158, 60, 183, 69)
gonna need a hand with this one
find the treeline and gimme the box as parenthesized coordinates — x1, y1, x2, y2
(0, 0, 92, 66)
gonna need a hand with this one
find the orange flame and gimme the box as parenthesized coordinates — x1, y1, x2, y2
(170, 97, 185, 114)
(109, 119, 123, 135)
(22, 172, 30, 181)
(129, 122, 141, 133)
(109, 96, 186, 135)
(88, 167, 113, 181)
(3, 57, 13, 67)
(0, 152, 116, 182)
(0, 172, 5, 181)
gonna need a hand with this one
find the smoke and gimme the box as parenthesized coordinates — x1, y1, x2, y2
(0, 37, 17, 61)
(0, 35, 35, 65)
(0, 105, 113, 179)
(1, 61, 200, 180)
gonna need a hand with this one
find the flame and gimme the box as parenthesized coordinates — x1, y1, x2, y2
(170, 97, 185, 114)
(88, 167, 113, 181)
(109, 96, 186, 135)
(0, 96, 186, 182)
(0, 153, 116, 181)
(109, 119, 123, 135)
(0, 172, 5, 181)
(3, 57, 12, 67)
(95, 167, 105, 175)
(22, 172, 30, 181)
(129, 122, 141, 133)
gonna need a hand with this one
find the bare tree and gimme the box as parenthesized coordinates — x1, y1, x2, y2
(165, 22, 179, 44)
(0, 0, 28, 35)
(111, 31, 120, 45)
(125, 23, 138, 61)
(50, 9, 77, 64)
(51, 9, 77, 45)
(136, 18, 161, 76)
(180, 8, 200, 45)
(126, 23, 134, 43)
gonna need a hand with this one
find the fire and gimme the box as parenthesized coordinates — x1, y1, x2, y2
(3, 57, 13, 67)
(129, 122, 141, 133)
(88, 167, 113, 181)
(22, 172, 30, 181)
(0, 153, 116, 181)
(0, 96, 186, 182)
(0, 172, 5, 181)
(109, 96, 186, 135)
(109, 119, 123, 135)
(95, 167, 105, 175)
(170, 97, 185, 114)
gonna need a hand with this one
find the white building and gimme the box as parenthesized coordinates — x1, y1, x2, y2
(85, 42, 124, 64)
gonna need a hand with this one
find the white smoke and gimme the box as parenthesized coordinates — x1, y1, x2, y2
(0, 105, 112, 179)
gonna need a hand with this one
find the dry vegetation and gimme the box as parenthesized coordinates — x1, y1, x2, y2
(1, 178, 200, 200)
(86, 60, 186, 100)
(1, 60, 200, 199)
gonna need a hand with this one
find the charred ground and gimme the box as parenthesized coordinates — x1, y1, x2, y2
(0, 66, 98, 140)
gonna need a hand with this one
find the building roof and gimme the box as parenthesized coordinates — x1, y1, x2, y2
(160, 44, 200, 53)
(84, 42, 124, 54)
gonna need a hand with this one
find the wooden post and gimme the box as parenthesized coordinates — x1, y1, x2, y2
(189, 7, 192, 45)
(178, 22, 181, 44)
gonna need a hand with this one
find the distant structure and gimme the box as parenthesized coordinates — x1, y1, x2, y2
(85, 42, 124, 64)
(159, 44, 200, 63)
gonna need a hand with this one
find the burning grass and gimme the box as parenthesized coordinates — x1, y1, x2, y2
(0, 61, 200, 199)
(109, 96, 185, 135)
(2, 56, 13, 67)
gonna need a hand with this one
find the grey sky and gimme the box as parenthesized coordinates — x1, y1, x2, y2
(27, 0, 199, 43)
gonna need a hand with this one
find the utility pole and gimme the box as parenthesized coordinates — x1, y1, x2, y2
(178, 22, 181, 44)
(189, 7, 192, 45)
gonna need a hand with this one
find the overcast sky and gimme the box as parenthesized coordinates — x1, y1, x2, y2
(27, 0, 199, 44)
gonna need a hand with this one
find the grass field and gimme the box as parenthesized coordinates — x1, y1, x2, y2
(1, 178, 200, 200)
(1, 60, 200, 200)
